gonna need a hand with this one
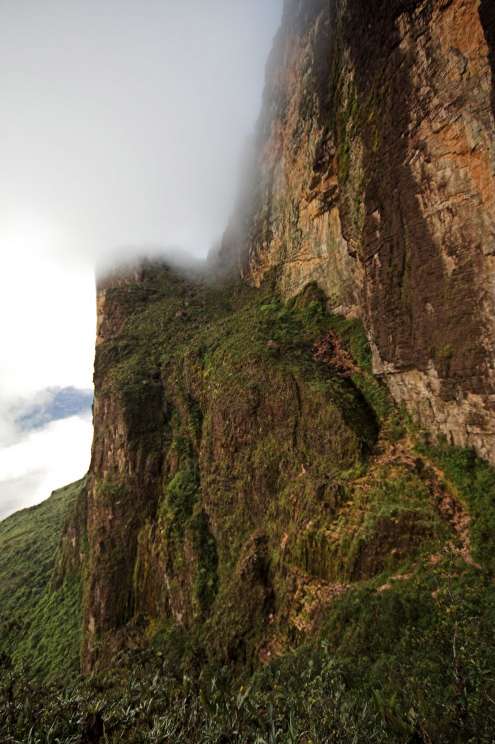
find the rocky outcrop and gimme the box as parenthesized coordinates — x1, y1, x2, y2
(232, 0, 495, 462)
(71, 260, 492, 676)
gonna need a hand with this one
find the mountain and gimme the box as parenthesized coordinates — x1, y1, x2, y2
(1, 1, 495, 741)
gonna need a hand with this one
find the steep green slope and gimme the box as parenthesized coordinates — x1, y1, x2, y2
(0, 480, 84, 680)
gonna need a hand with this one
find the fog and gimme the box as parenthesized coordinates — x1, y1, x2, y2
(0, 0, 283, 519)
(1, 0, 282, 267)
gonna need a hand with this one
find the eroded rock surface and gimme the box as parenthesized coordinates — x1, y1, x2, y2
(233, 0, 495, 460)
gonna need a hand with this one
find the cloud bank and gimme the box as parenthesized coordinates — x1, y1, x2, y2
(0, 0, 283, 268)
(0, 414, 93, 521)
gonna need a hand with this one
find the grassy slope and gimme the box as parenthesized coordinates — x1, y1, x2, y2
(0, 480, 84, 680)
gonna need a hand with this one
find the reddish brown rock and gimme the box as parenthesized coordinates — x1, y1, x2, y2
(234, 0, 495, 461)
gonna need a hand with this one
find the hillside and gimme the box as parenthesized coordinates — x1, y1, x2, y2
(0, 480, 84, 680)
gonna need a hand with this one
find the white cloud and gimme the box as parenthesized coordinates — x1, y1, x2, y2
(0, 229, 96, 401)
(0, 414, 92, 521)
(0, 242, 96, 523)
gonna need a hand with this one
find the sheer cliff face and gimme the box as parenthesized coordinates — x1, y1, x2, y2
(236, 0, 495, 462)
(79, 268, 389, 671)
(78, 265, 489, 676)
(72, 0, 495, 674)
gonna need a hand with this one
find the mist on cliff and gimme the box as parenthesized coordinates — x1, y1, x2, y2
(0, 0, 283, 519)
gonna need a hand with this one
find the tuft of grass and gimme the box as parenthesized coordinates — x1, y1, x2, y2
(162, 467, 199, 536)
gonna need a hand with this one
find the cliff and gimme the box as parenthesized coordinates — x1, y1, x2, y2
(2, 1, 495, 741)
(47, 257, 495, 740)
(80, 267, 384, 671)
(227, 0, 495, 463)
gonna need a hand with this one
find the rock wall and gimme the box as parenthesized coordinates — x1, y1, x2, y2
(76, 260, 491, 675)
(65, 0, 495, 674)
(74, 266, 398, 671)
(233, 0, 495, 461)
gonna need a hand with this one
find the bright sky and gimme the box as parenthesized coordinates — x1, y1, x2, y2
(0, 0, 282, 519)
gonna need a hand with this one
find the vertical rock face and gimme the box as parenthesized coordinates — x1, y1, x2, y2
(83, 276, 166, 670)
(229, 0, 361, 316)
(73, 0, 495, 675)
(78, 266, 388, 672)
(237, 0, 495, 461)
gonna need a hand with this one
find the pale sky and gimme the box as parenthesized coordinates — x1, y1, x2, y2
(0, 0, 283, 519)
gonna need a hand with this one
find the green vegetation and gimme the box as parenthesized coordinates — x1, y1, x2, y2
(162, 467, 199, 536)
(1, 559, 494, 744)
(0, 480, 84, 681)
(325, 312, 391, 421)
(2, 650, 388, 743)
(190, 510, 219, 616)
(2, 267, 495, 741)
(10, 577, 81, 681)
(284, 463, 451, 586)
(417, 440, 495, 572)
